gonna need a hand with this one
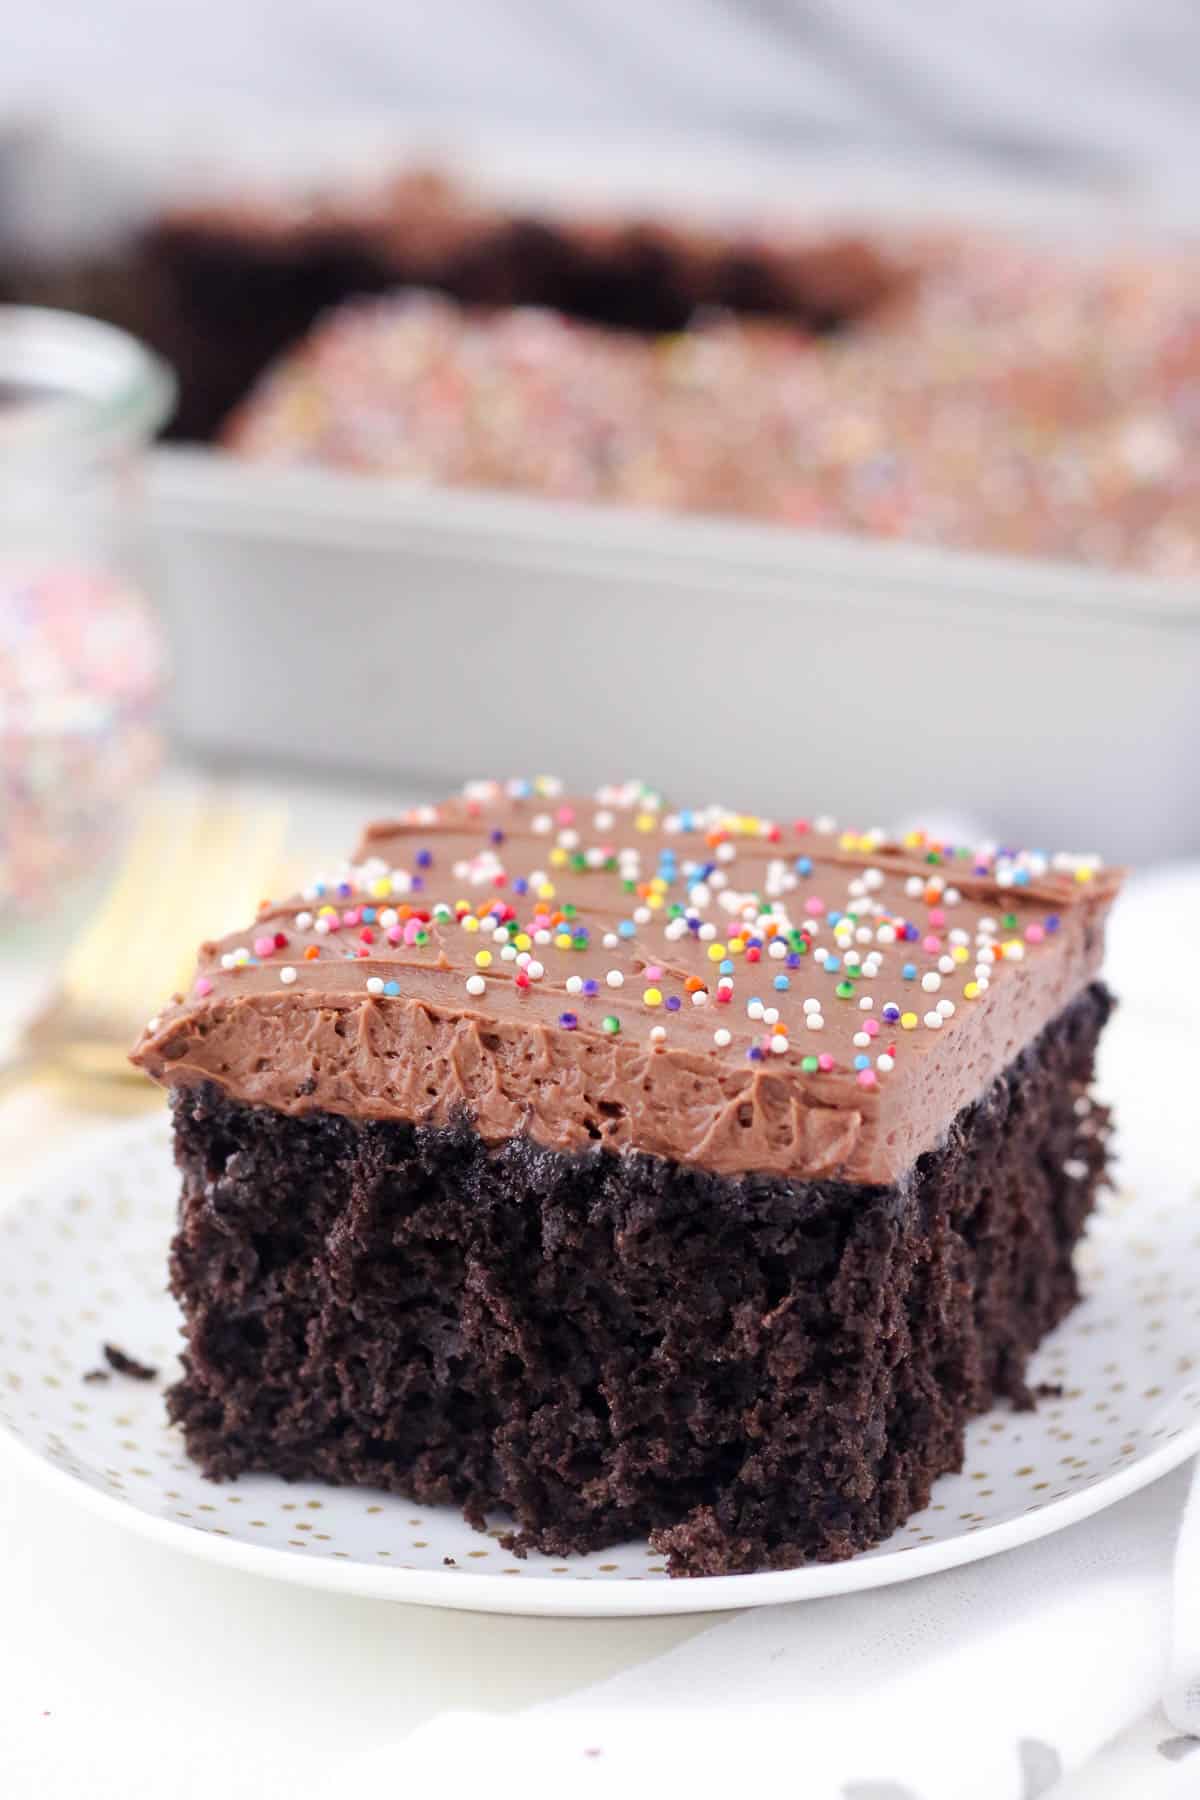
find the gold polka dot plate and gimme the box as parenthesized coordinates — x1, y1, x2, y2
(1, 1112, 1198, 1617)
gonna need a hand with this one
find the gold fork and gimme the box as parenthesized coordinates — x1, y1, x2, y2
(2, 785, 291, 1104)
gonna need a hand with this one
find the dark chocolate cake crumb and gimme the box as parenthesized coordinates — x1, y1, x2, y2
(103, 1344, 159, 1382)
(164, 984, 1112, 1576)
(82, 1369, 111, 1385)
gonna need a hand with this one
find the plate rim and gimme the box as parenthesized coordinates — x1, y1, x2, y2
(3, 1113, 1198, 1619)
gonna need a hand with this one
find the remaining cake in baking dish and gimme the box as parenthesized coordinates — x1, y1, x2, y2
(222, 233, 1200, 578)
(138, 174, 901, 440)
(132, 779, 1122, 1576)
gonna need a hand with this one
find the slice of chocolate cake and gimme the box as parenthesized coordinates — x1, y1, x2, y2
(131, 780, 1122, 1576)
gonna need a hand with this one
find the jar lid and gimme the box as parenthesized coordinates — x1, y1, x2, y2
(0, 306, 175, 459)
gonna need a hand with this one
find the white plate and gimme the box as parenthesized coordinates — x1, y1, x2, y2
(1, 1112, 1198, 1617)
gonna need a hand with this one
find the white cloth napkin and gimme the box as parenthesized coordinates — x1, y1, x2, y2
(1166, 1459, 1200, 1740)
(366, 1464, 1194, 1799)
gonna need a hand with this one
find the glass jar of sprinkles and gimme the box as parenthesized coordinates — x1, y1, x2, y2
(0, 307, 175, 924)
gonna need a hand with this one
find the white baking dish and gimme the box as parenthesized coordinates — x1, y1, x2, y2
(19, 109, 1174, 863)
(148, 446, 1199, 864)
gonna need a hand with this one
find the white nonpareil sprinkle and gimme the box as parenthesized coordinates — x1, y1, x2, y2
(649, 1025, 667, 1043)
(938, 999, 956, 1017)
(770, 1036, 789, 1055)
(747, 1000, 765, 1020)
(294, 911, 313, 931)
(853, 1031, 871, 1048)
(279, 967, 298, 985)
(923, 1010, 944, 1029)
(465, 974, 486, 996)
(691, 990, 708, 1007)
(877, 1053, 895, 1072)
(921, 972, 942, 992)
(366, 976, 384, 995)
(713, 1028, 732, 1047)
(566, 976, 583, 995)
(805, 1013, 825, 1031)
(526, 961, 545, 981)
(606, 970, 624, 988)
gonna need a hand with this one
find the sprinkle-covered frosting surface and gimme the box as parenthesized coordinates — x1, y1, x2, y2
(132, 779, 1122, 1185)
(226, 230, 1200, 578)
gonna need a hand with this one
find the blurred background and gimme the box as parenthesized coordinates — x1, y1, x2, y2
(2, 0, 1199, 1094)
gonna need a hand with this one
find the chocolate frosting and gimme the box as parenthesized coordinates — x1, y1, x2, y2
(131, 781, 1121, 1184)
